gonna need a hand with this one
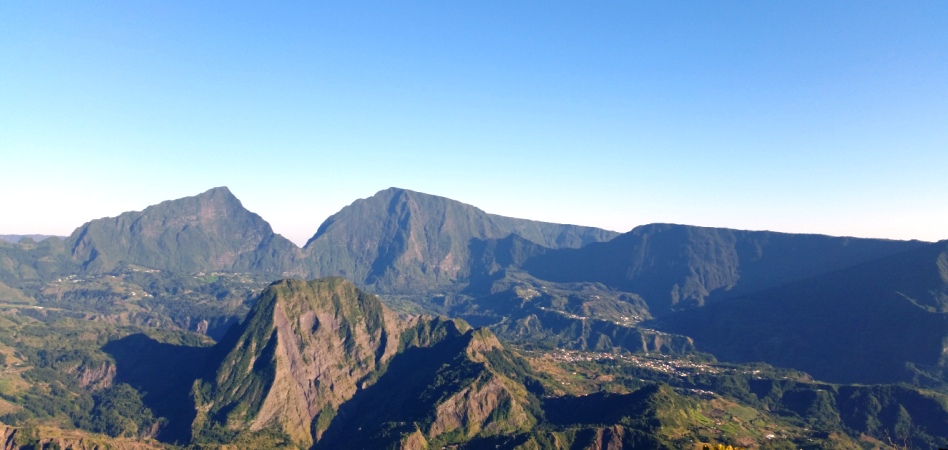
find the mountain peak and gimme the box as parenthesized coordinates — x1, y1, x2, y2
(302, 188, 618, 293)
(193, 277, 403, 446)
(195, 185, 238, 202)
(194, 276, 540, 448)
(65, 188, 301, 273)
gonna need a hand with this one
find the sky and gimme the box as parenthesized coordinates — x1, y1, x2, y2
(1, 2, 946, 246)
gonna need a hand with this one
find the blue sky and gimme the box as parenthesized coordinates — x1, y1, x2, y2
(2, 2, 946, 245)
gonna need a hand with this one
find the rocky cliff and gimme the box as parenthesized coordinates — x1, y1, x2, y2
(192, 278, 539, 448)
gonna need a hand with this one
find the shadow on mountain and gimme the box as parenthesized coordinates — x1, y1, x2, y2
(543, 385, 657, 427)
(656, 241, 948, 385)
(540, 385, 674, 449)
(523, 224, 927, 316)
(315, 334, 474, 449)
(102, 333, 216, 444)
(464, 235, 551, 295)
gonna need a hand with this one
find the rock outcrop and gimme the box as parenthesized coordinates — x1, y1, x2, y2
(192, 278, 538, 448)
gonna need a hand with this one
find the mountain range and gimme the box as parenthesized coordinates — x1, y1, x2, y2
(0, 186, 946, 448)
(32, 187, 615, 288)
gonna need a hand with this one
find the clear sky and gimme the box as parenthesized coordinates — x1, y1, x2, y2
(2, 2, 946, 246)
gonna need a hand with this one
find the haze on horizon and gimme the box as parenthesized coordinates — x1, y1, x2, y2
(2, 2, 946, 246)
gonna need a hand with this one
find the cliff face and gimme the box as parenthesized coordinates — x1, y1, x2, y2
(193, 278, 538, 448)
(314, 324, 537, 449)
(70, 360, 116, 390)
(192, 278, 403, 445)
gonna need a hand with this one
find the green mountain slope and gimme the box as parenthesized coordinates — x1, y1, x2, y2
(65, 187, 303, 275)
(302, 188, 618, 294)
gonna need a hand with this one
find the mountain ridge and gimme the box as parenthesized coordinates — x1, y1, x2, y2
(300, 187, 619, 293)
(656, 239, 948, 385)
(523, 222, 928, 316)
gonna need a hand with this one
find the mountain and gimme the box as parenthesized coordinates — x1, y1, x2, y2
(302, 188, 618, 293)
(7, 273, 946, 448)
(0, 235, 71, 284)
(191, 277, 405, 446)
(524, 223, 927, 316)
(4, 187, 948, 448)
(0, 235, 63, 244)
(64, 187, 303, 275)
(189, 277, 762, 449)
(191, 278, 539, 448)
(657, 240, 948, 385)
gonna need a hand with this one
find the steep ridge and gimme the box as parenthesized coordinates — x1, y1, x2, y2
(524, 223, 927, 316)
(657, 240, 948, 385)
(191, 278, 539, 448)
(65, 187, 303, 275)
(191, 278, 404, 446)
(302, 188, 618, 293)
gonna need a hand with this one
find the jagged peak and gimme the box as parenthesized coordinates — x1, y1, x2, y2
(197, 185, 235, 197)
(67, 186, 268, 238)
(187, 186, 243, 207)
(174, 186, 245, 209)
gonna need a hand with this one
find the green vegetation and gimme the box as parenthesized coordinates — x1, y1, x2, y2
(0, 188, 946, 449)
(0, 313, 210, 443)
(86, 383, 162, 438)
(522, 349, 948, 449)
